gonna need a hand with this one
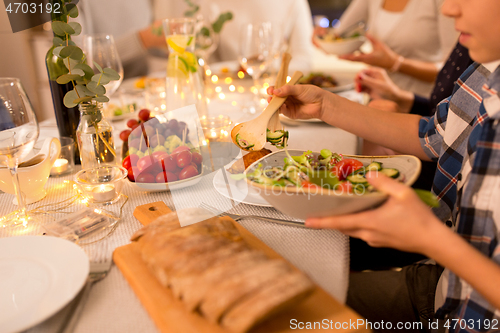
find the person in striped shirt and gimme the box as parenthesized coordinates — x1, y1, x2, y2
(268, 0, 500, 330)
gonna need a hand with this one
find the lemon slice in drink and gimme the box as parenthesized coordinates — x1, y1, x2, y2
(167, 54, 188, 78)
(166, 35, 193, 53)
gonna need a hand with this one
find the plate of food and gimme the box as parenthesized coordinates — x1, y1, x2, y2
(0, 236, 88, 333)
(213, 149, 273, 207)
(299, 72, 354, 93)
(119, 109, 205, 192)
(245, 149, 423, 220)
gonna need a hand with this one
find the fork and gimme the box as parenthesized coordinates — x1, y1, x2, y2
(199, 202, 307, 228)
(58, 253, 113, 333)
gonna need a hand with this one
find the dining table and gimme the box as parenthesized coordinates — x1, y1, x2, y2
(0, 55, 370, 333)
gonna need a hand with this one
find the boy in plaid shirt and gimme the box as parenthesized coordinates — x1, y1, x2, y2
(268, 0, 500, 330)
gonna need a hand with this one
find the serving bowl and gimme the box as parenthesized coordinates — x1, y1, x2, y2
(315, 36, 366, 56)
(245, 150, 421, 220)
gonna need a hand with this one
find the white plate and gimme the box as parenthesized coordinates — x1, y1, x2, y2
(208, 61, 240, 75)
(127, 171, 203, 192)
(213, 167, 272, 207)
(0, 236, 89, 333)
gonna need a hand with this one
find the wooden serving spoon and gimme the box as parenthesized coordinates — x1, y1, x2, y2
(231, 70, 303, 151)
(268, 53, 292, 132)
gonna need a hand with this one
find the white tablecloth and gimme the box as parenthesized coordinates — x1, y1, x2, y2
(0, 79, 361, 333)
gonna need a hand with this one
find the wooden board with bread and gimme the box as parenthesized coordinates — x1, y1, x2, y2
(113, 201, 370, 333)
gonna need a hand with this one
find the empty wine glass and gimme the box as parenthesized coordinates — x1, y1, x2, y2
(83, 34, 124, 97)
(0, 78, 39, 227)
(238, 22, 273, 113)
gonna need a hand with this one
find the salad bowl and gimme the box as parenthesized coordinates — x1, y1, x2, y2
(244, 150, 421, 220)
(315, 36, 366, 56)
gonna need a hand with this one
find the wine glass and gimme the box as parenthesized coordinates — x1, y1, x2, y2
(238, 22, 273, 113)
(83, 34, 124, 97)
(0, 78, 39, 227)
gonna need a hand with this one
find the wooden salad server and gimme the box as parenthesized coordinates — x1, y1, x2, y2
(268, 53, 292, 132)
(231, 60, 302, 151)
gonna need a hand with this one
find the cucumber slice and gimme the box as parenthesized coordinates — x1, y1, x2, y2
(380, 168, 400, 178)
(347, 173, 368, 185)
(235, 133, 254, 150)
(366, 161, 383, 171)
(266, 130, 285, 141)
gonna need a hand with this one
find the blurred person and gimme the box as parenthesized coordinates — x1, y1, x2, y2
(316, 0, 458, 97)
(267, 0, 500, 329)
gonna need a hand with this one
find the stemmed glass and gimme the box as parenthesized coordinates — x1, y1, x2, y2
(238, 22, 273, 113)
(83, 34, 124, 97)
(0, 78, 39, 227)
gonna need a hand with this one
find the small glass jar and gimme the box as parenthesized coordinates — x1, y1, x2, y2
(74, 166, 127, 205)
(76, 102, 117, 170)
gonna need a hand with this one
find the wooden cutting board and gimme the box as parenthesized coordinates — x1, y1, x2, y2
(113, 201, 369, 333)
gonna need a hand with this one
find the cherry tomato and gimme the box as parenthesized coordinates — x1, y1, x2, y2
(179, 165, 198, 180)
(191, 152, 203, 165)
(126, 119, 139, 129)
(334, 158, 364, 180)
(122, 155, 132, 170)
(135, 173, 155, 183)
(138, 109, 151, 122)
(172, 145, 191, 155)
(129, 154, 140, 167)
(119, 129, 131, 142)
(152, 151, 169, 162)
(155, 171, 178, 183)
(176, 150, 192, 168)
(127, 167, 135, 182)
(160, 155, 179, 172)
(136, 155, 156, 172)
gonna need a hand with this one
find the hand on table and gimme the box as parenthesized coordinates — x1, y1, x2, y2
(267, 85, 327, 120)
(339, 34, 398, 70)
(305, 172, 442, 254)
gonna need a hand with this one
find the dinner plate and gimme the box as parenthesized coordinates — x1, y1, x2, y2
(213, 166, 272, 207)
(0, 236, 89, 333)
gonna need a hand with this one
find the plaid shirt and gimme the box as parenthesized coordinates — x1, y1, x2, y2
(419, 62, 500, 330)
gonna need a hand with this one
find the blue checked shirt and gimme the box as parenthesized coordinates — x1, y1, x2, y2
(419, 62, 500, 331)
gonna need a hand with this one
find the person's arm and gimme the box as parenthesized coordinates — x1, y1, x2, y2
(335, 0, 370, 35)
(340, 34, 439, 83)
(270, 84, 429, 160)
(287, 0, 314, 72)
(305, 172, 500, 311)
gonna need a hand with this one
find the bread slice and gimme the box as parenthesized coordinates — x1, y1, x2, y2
(200, 259, 291, 323)
(221, 272, 314, 333)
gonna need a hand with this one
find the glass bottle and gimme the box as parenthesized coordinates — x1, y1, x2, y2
(163, 18, 208, 117)
(45, 0, 81, 164)
(76, 102, 117, 170)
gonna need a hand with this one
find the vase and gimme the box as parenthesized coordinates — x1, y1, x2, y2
(45, 0, 81, 164)
(76, 102, 117, 170)
(163, 18, 208, 117)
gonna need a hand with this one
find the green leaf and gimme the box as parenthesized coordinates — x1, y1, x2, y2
(199, 27, 210, 37)
(68, 22, 82, 36)
(51, 21, 75, 37)
(53, 46, 64, 57)
(212, 12, 233, 33)
(414, 189, 440, 208)
(87, 81, 106, 95)
(71, 68, 85, 76)
(59, 45, 83, 60)
(63, 89, 79, 108)
(56, 74, 82, 84)
(67, 40, 76, 46)
(53, 37, 64, 46)
(76, 84, 94, 97)
(65, 3, 79, 18)
(73, 96, 93, 104)
(103, 68, 121, 80)
(74, 63, 94, 80)
(63, 58, 79, 72)
(94, 96, 110, 103)
(93, 62, 103, 73)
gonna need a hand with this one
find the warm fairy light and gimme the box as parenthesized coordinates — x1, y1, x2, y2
(251, 87, 258, 94)
(263, 82, 270, 89)
(224, 77, 232, 84)
(231, 101, 237, 106)
(229, 85, 235, 92)
(160, 92, 166, 98)
(211, 75, 219, 83)
(218, 93, 226, 100)
(237, 86, 245, 93)
(237, 71, 245, 79)
(206, 69, 212, 76)
(286, 76, 291, 83)
(198, 93, 202, 100)
(215, 86, 222, 93)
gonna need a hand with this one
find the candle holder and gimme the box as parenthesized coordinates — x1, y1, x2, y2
(74, 166, 127, 205)
(50, 137, 75, 177)
(200, 115, 232, 143)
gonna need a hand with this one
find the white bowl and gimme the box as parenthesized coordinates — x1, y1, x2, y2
(245, 150, 421, 220)
(315, 36, 366, 56)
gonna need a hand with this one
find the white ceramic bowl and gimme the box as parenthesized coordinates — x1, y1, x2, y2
(315, 36, 366, 56)
(245, 150, 421, 220)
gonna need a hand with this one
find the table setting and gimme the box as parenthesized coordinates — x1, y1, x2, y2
(0, 4, 397, 332)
